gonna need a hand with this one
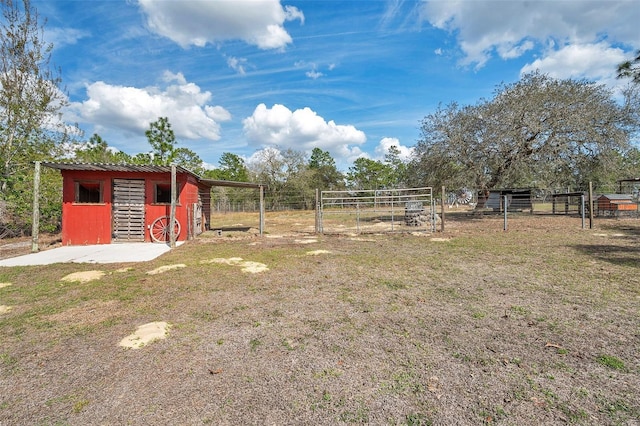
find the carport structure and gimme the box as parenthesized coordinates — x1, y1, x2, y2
(32, 162, 265, 248)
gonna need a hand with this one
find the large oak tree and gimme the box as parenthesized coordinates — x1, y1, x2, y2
(408, 72, 637, 192)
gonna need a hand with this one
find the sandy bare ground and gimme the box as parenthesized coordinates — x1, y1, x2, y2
(0, 212, 639, 425)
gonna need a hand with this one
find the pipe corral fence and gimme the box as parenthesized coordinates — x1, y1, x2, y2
(317, 187, 436, 234)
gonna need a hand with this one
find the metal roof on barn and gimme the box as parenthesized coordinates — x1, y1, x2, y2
(598, 194, 634, 201)
(41, 162, 264, 189)
(42, 162, 194, 174)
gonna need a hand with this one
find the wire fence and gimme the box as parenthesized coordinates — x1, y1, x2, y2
(211, 188, 316, 213)
(209, 184, 640, 218)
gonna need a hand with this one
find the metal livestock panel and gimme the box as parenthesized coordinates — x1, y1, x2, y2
(319, 187, 435, 234)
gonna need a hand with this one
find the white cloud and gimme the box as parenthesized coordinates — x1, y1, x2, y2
(137, 0, 304, 49)
(46, 27, 90, 49)
(296, 61, 328, 79)
(374, 137, 414, 162)
(227, 56, 248, 75)
(242, 103, 367, 161)
(306, 69, 323, 79)
(420, 0, 640, 68)
(68, 72, 231, 141)
(520, 43, 628, 88)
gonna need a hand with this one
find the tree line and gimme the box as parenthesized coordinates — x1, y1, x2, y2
(1, 0, 639, 235)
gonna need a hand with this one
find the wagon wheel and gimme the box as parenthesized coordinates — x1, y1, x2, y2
(150, 216, 181, 243)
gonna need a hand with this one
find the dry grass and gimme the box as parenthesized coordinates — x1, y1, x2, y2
(0, 211, 639, 425)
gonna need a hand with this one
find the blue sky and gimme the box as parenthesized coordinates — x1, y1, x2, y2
(34, 0, 640, 170)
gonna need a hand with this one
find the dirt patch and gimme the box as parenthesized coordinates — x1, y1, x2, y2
(60, 270, 105, 283)
(200, 257, 269, 273)
(294, 238, 318, 244)
(0, 282, 12, 316)
(306, 249, 332, 256)
(146, 264, 186, 275)
(119, 321, 170, 349)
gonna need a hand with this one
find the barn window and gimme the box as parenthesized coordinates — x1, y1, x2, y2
(154, 182, 172, 204)
(75, 181, 103, 203)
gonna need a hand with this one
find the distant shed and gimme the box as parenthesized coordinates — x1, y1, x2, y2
(596, 194, 637, 217)
(478, 189, 533, 212)
(617, 178, 640, 194)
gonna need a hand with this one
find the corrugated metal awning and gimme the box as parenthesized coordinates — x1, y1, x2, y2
(41, 162, 194, 174)
(41, 162, 264, 189)
(199, 178, 264, 189)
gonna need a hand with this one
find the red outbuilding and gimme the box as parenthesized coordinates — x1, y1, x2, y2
(41, 163, 264, 246)
(595, 194, 638, 217)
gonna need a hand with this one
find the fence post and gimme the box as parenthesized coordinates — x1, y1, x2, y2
(259, 185, 265, 236)
(315, 188, 320, 234)
(588, 181, 594, 229)
(440, 186, 445, 233)
(170, 165, 177, 248)
(503, 195, 508, 231)
(581, 194, 586, 229)
(31, 161, 41, 252)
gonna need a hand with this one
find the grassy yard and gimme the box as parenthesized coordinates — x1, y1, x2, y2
(0, 212, 639, 425)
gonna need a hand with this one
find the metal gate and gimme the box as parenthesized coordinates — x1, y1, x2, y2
(112, 179, 146, 241)
(318, 187, 435, 234)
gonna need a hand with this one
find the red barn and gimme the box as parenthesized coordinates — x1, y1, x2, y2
(41, 163, 263, 245)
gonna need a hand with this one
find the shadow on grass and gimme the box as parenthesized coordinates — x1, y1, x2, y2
(573, 221, 640, 267)
(573, 243, 640, 268)
(598, 221, 640, 237)
(211, 226, 253, 232)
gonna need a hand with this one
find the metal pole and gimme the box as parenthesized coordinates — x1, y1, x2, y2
(440, 186, 445, 233)
(31, 161, 41, 252)
(588, 182, 594, 229)
(581, 194, 586, 229)
(170, 165, 177, 248)
(315, 188, 321, 234)
(391, 191, 395, 231)
(503, 195, 508, 231)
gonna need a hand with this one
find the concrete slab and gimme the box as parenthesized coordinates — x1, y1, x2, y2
(0, 243, 179, 267)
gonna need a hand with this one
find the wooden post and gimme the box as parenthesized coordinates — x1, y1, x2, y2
(31, 161, 41, 252)
(588, 181, 594, 229)
(259, 185, 265, 236)
(170, 165, 177, 248)
(315, 188, 320, 234)
(440, 186, 445, 233)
